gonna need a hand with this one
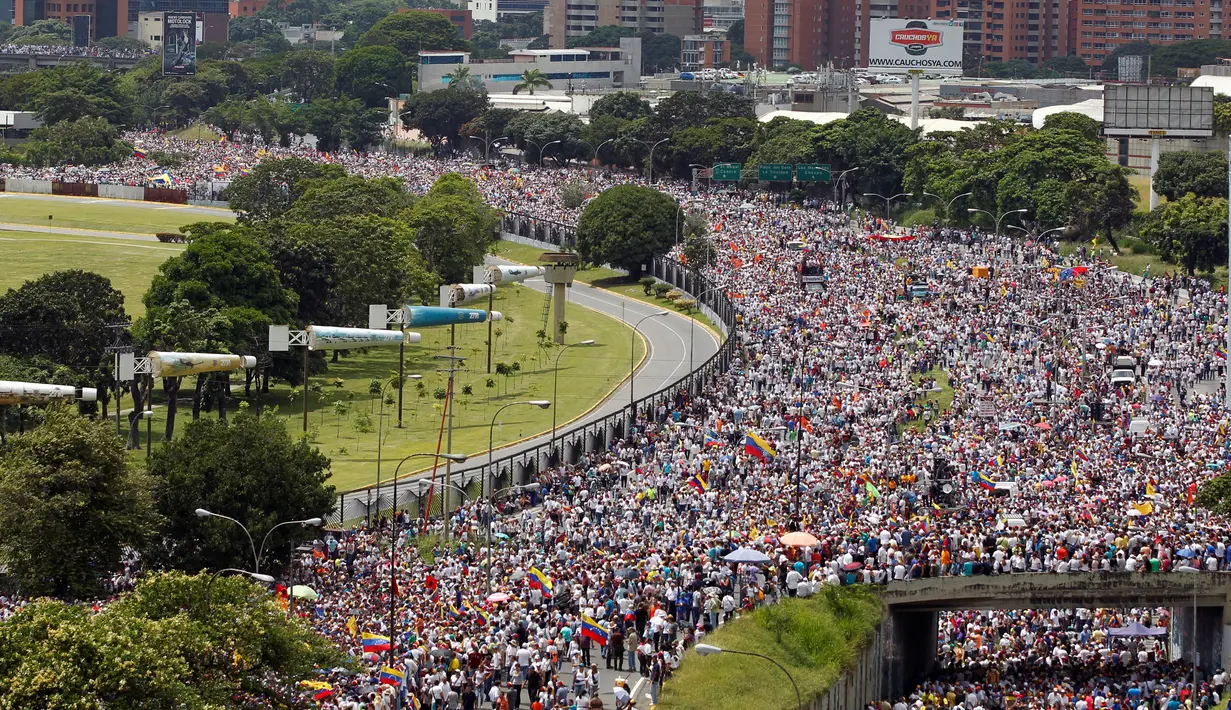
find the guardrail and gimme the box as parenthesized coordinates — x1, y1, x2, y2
(331, 219, 737, 525)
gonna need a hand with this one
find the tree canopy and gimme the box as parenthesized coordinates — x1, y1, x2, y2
(577, 185, 679, 276)
(1153, 150, 1228, 201)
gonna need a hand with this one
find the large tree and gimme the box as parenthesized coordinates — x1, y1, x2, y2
(400, 86, 488, 152)
(1153, 150, 1229, 201)
(589, 91, 653, 121)
(21, 116, 130, 168)
(402, 173, 499, 283)
(358, 10, 470, 61)
(0, 406, 159, 598)
(223, 157, 347, 223)
(577, 185, 678, 276)
(0, 270, 126, 374)
(1140, 193, 1229, 275)
(334, 44, 411, 107)
(147, 413, 335, 574)
(0, 573, 338, 708)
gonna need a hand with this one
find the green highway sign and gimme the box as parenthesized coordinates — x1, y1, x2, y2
(758, 163, 793, 182)
(797, 164, 832, 182)
(712, 163, 742, 181)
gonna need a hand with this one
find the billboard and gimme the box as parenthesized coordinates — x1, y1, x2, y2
(867, 19, 964, 76)
(162, 11, 198, 77)
(148, 352, 256, 378)
(71, 14, 90, 47)
(1103, 85, 1214, 137)
(404, 306, 502, 327)
(307, 326, 419, 351)
(1117, 55, 1145, 83)
(0, 381, 96, 405)
(481, 265, 545, 285)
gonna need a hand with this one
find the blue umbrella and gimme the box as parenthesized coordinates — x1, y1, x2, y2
(723, 548, 772, 564)
(1178, 549, 1195, 558)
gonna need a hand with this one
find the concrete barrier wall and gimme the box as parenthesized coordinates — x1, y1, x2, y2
(98, 184, 146, 201)
(5, 178, 52, 194)
(812, 622, 887, 710)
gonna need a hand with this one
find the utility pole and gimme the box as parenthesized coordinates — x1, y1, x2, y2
(103, 322, 133, 437)
(435, 331, 466, 545)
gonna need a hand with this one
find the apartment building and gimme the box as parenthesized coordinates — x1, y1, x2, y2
(544, 0, 702, 48)
(703, 0, 743, 28)
(681, 31, 728, 67)
(1071, 0, 1211, 64)
(744, 0, 860, 68)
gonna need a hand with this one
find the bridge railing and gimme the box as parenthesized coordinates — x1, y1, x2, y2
(331, 224, 736, 524)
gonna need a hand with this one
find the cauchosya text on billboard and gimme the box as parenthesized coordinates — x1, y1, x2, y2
(867, 19, 964, 75)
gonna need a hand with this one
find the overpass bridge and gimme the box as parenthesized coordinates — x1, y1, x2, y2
(0, 52, 145, 73)
(877, 573, 1231, 699)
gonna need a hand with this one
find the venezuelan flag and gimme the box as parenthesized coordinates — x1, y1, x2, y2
(988, 455, 1004, 468)
(445, 604, 462, 619)
(981, 332, 995, 343)
(361, 632, 391, 652)
(1217, 345, 1227, 360)
(974, 472, 996, 491)
(132, 148, 148, 160)
(687, 474, 709, 494)
(467, 601, 490, 626)
(580, 615, 609, 646)
(744, 431, 777, 461)
(703, 429, 722, 447)
(528, 567, 553, 598)
(380, 666, 405, 686)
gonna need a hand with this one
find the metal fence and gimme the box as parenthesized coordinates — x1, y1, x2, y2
(331, 221, 738, 525)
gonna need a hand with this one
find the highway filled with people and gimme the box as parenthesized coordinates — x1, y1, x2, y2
(6, 130, 1231, 710)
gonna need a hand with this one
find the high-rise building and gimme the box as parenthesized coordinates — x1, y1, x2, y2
(544, 0, 702, 48)
(1070, 0, 1210, 65)
(744, 0, 859, 69)
(681, 31, 728, 67)
(15, 0, 128, 39)
(702, 0, 743, 30)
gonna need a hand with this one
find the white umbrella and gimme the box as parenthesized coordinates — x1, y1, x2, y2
(723, 548, 771, 564)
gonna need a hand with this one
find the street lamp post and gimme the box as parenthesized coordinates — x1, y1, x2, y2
(631, 138, 670, 183)
(863, 192, 913, 218)
(468, 134, 509, 163)
(968, 207, 1028, 236)
(1008, 225, 1067, 241)
(552, 341, 595, 462)
(386, 451, 466, 662)
(921, 191, 973, 224)
(594, 138, 615, 165)
(194, 509, 324, 574)
(484, 481, 541, 596)
(833, 167, 860, 203)
(375, 374, 422, 525)
(630, 312, 670, 418)
(539, 140, 562, 167)
(695, 644, 802, 710)
(487, 400, 551, 498)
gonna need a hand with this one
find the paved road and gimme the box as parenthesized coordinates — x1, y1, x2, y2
(341, 255, 722, 512)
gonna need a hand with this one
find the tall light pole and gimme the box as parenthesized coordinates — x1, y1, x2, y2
(833, 166, 859, 203)
(968, 207, 1028, 236)
(194, 509, 324, 574)
(594, 138, 615, 165)
(387, 451, 466, 661)
(468, 134, 509, 163)
(863, 192, 913, 218)
(921, 191, 972, 224)
(1007, 225, 1066, 241)
(484, 481, 540, 596)
(485, 401, 549, 594)
(688, 287, 722, 394)
(695, 644, 801, 710)
(375, 374, 422, 525)
(552, 340, 595, 462)
(539, 139, 562, 167)
(631, 138, 670, 183)
(631, 312, 670, 417)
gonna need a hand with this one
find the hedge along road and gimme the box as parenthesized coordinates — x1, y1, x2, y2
(342, 255, 721, 517)
(0, 195, 719, 506)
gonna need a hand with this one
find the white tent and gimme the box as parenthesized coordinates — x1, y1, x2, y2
(1191, 74, 1231, 96)
(1032, 98, 1104, 129)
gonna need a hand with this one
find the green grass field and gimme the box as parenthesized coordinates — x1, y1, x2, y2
(657, 587, 882, 710)
(493, 239, 721, 334)
(0, 230, 184, 316)
(899, 367, 954, 435)
(129, 282, 644, 491)
(1128, 174, 1157, 214)
(0, 195, 232, 234)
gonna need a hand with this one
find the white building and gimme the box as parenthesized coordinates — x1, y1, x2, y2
(468, 0, 497, 22)
(417, 38, 642, 94)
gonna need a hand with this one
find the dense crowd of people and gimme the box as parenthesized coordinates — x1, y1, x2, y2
(0, 42, 153, 58)
(7, 126, 1231, 710)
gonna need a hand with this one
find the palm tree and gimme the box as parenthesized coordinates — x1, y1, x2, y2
(445, 66, 479, 90)
(512, 69, 553, 95)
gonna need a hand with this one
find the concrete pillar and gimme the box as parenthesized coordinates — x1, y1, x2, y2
(539, 253, 578, 345)
(1175, 604, 1224, 677)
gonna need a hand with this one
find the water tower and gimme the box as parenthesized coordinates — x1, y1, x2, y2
(539, 252, 579, 344)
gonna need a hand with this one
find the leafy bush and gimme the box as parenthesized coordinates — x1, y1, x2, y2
(639, 276, 657, 295)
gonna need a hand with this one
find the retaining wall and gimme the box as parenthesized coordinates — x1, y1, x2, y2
(0, 179, 189, 204)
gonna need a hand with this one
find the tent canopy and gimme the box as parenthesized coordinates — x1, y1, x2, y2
(1108, 621, 1166, 637)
